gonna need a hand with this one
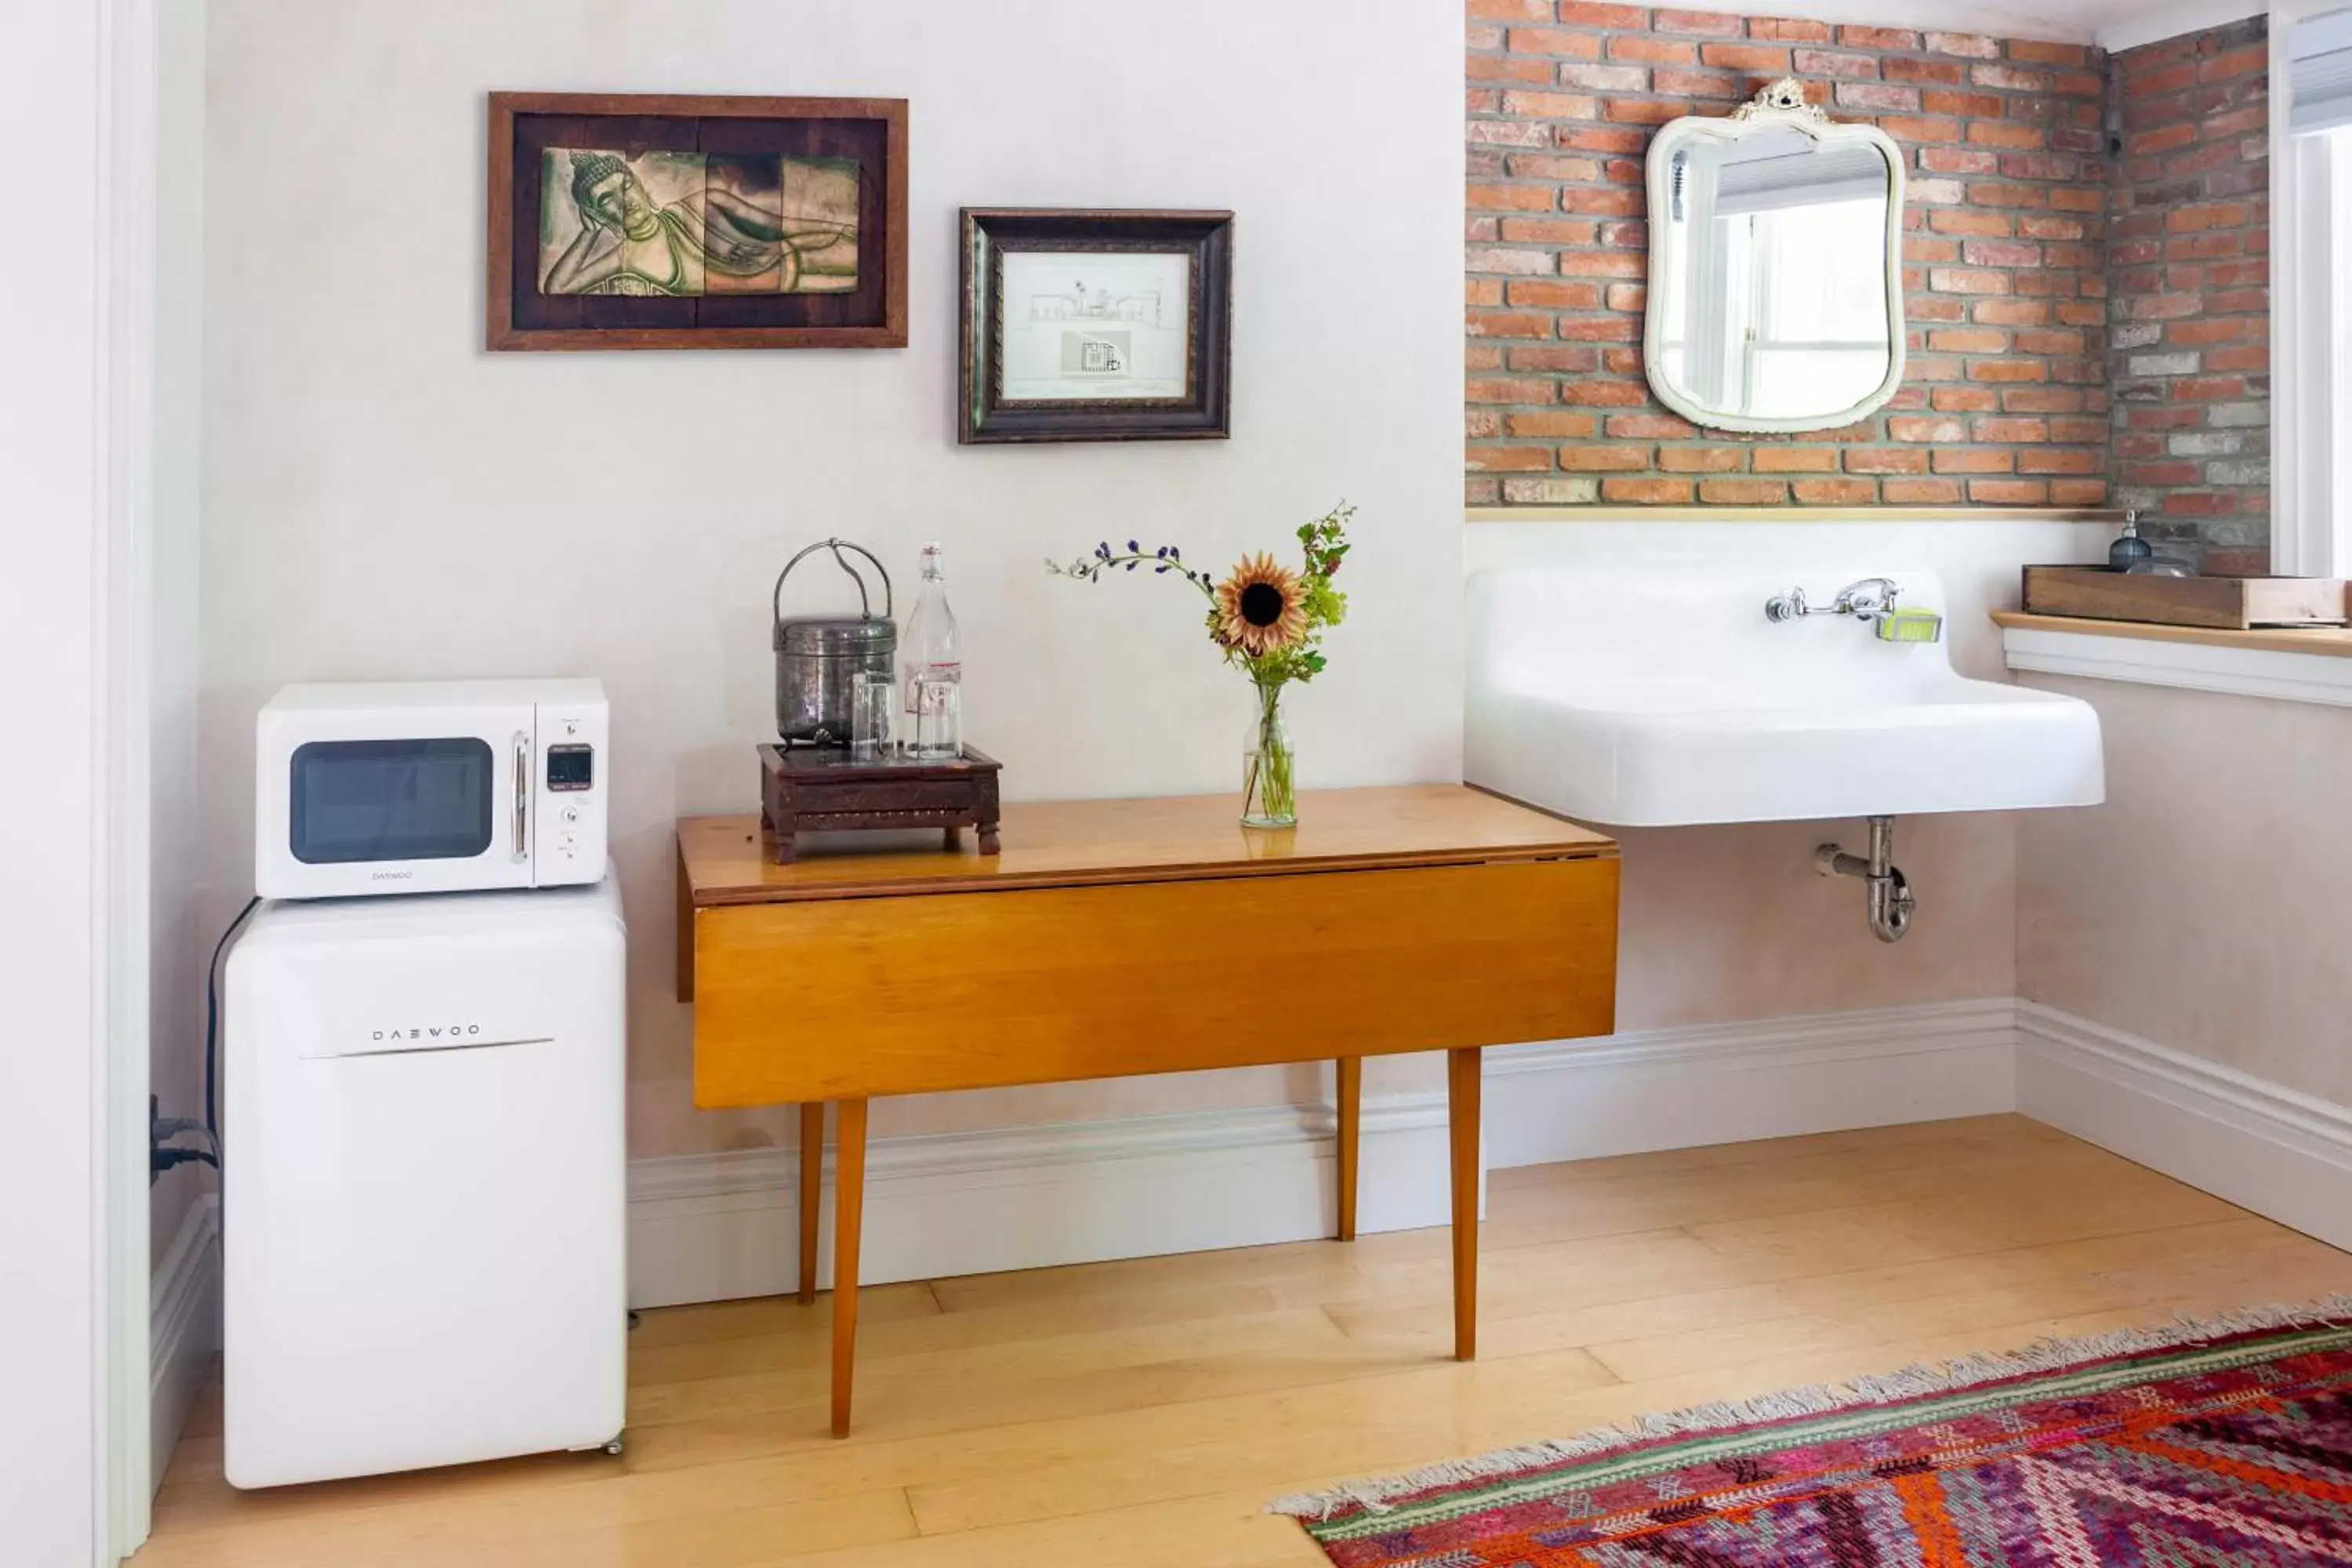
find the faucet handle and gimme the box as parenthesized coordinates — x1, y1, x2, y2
(1832, 577, 1900, 615)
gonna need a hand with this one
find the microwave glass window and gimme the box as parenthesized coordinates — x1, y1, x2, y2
(545, 743, 593, 792)
(289, 739, 495, 865)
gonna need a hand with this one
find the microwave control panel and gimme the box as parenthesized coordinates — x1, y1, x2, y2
(545, 744, 594, 791)
(534, 700, 608, 882)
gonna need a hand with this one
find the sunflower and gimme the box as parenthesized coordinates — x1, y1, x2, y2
(1213, 553, 1309, 657)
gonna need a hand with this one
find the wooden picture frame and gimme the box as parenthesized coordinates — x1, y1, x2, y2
(486, 93, 908, 351)
(959, 209, 1232, 444)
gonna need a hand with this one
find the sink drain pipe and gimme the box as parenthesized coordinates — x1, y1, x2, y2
(1816, 815, 1916, 943)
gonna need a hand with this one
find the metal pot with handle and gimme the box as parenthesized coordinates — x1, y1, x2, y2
(773, 539, 895, 746)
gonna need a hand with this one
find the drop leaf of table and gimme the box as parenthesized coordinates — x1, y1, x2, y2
(675, 784, 1621, 1436)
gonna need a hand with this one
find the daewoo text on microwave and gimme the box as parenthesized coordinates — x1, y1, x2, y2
(255, 680, 608, 898)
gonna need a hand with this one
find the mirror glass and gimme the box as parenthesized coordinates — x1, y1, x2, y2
(1647, 112, 1901, 431)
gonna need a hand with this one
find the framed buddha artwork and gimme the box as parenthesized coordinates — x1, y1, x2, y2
(485, 93, 908, 350)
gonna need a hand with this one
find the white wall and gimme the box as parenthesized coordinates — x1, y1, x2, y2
(151, 0, 207, 1256)
(199, 0, 1465, 1156)
(2, 0, 110, 1559)
(2019, 676, 2352, 1105)
(148, 0, 217, 1503)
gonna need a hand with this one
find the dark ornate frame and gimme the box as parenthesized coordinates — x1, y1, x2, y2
(958, 208, 1233, 444)
(486, 92, 909, 351)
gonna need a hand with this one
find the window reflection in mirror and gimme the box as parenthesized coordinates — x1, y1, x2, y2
(1649, 118, 1901, 430)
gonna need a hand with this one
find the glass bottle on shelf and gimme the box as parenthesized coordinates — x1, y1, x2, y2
(901, 543, 963, 760)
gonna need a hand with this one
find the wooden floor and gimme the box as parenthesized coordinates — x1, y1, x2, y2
(138, 1115, 2352, 1567)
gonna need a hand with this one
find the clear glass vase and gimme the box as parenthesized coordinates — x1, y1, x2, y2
(1240, 684, 1298, 829)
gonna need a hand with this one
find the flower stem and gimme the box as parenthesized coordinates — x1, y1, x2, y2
(1058, 551, 1218, 600)
(1246, 681, 1297, 825)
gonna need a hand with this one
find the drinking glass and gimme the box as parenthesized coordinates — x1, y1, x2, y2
(851, 670, 896, 757)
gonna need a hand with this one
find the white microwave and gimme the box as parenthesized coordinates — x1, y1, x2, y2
(255, 679, 608, 899)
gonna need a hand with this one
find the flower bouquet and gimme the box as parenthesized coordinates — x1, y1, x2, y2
(1051, 503, 1352, 827)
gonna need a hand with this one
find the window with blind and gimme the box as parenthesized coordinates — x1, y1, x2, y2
(2292, 9, 2352, 132)
(2281, 7, 2352, 573)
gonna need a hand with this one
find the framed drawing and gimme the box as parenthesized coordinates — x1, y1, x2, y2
(486, 93, 908, 350)
(959, 209, 1233, 444)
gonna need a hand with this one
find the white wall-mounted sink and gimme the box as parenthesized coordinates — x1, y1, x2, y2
(1465, 565, 2104, 827)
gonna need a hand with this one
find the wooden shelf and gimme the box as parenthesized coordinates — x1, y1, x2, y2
(1469, 506, 2125, 525)
(1992, 611, 2352, 660)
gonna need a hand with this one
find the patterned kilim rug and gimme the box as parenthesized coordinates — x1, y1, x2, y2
(1272, 1301, 2352, 1566)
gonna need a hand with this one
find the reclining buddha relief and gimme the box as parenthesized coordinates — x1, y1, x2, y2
(537, 147, 859, 298)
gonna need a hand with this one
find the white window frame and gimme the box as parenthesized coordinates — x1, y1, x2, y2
(1733, 201, 1900, 419)
(2271, 0, 2352, 576)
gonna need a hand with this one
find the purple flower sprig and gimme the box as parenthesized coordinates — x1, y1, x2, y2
(1046, 539, 1217, 601)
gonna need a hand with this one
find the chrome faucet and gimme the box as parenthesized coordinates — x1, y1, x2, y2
(1764, 578, 1940, 641)
(1765, 577, 1896, 623)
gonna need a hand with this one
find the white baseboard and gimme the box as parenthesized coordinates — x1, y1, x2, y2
(606, 996, 2352, 1312)
(153, 996, 2352, 1427)
(624, 1000, 2019, 1311)
(627, 1096, 1457, 1309)
(2017, 1002, 2352, 1256)
(1484, 999, 2020, 1170)
(150, 1192, 219, 1496)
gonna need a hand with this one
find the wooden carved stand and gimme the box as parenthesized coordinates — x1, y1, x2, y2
(757, 743, 1004, 865)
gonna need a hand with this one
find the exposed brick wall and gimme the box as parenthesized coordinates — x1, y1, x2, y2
(1467, 4, 2113, 509)
(2108, 18, 2271, 571)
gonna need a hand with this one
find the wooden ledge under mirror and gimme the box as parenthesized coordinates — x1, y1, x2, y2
(1643, 78, 1906, 436)
(1465, 506, 2128, 524)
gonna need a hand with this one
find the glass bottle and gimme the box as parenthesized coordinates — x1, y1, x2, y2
(2108, 509, 2153, 571)
(901, 543, 963, 760)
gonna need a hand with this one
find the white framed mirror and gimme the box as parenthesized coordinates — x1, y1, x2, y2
(1643, 79, 1906, 434)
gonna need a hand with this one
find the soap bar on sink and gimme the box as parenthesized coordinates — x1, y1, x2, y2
(1876, 608, 1944, 644)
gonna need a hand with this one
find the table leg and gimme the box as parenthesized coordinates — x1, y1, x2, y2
(797, 1102, 825, 1305)
(829, 1097, 869, 1439)
(1448, 1047, 1481, 1362)
(1335, 1057, 1362, 1242)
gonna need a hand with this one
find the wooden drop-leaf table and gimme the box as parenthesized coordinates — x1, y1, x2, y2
(675, 785, 1620, 1436)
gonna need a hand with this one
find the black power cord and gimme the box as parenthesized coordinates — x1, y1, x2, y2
(203, 896, 262, 1168)
(151, 895, 260, 1181)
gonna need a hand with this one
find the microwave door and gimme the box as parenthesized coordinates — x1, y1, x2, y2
(275, 707, 536, 895)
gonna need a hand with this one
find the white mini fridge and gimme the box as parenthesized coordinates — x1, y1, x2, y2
(222, 870, 627, 1489)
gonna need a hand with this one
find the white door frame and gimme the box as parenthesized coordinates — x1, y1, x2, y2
(103, 0, 166, 1554)
(0, 0, 160, 1561)
(0, 0, 112, 1552)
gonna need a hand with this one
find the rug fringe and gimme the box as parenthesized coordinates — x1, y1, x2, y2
(1267, 1293, 2352, 1521)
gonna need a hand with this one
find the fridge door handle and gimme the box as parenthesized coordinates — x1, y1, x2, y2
(512, 731, 531, 863)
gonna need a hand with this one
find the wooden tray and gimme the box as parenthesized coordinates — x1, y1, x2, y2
(2021, 566, 2350, 630)
(757, 743, 1002, 864)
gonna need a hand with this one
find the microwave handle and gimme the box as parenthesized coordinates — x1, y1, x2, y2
(511, 731, 531, 862)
